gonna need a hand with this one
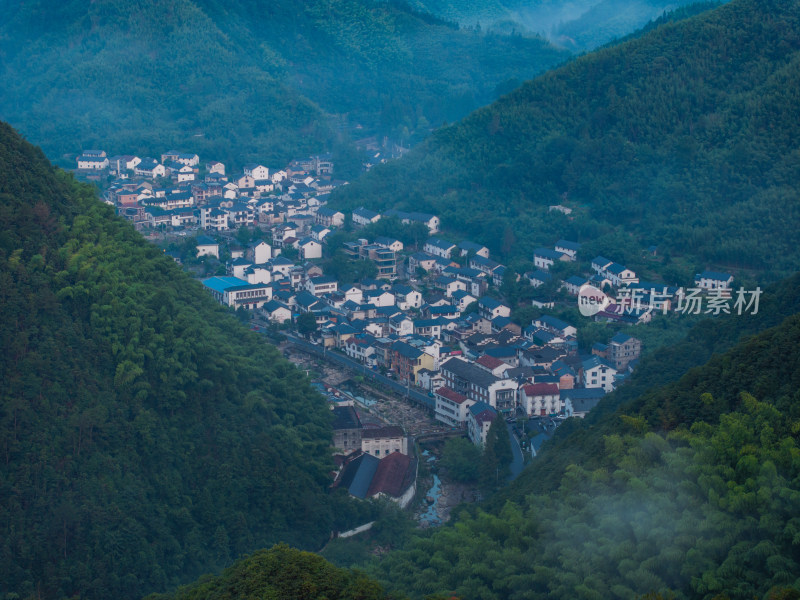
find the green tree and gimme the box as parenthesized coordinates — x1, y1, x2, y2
(441, 437, 481, 483)
(296, 312, 318, 337)
(480, 417, 512, 490)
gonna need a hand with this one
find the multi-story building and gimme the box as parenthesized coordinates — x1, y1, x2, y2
(434, 386, 473, 427)
(467, 401, 497, 446)
(607, 333, 641, 371)
(332, 406, 362, 454)
(440, 357, 518, 415)
(520, 382, 561, 416)
(361, 426, 408, 457)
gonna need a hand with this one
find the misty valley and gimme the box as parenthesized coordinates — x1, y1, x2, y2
(2, 0, 800, 599)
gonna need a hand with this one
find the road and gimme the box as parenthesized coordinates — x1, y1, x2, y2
(284, 334, 436, 411)
(285, 333, 525, 479)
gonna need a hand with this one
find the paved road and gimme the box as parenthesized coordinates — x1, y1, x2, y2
(284, 334, 436, 410)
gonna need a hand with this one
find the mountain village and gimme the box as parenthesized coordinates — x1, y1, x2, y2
(76, 147, 740, 507)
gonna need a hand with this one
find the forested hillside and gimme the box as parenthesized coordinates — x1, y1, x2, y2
(146, 545, 392, 600)
(0, 0, 569, 169)
(364, 273, 800, 598)
(0, 121, 361, 599)
(333, 0, 800, 280)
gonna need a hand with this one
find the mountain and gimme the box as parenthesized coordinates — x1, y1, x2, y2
(332, 0, 800, 281)
(0, 0, 569, 170)
(0, 121, 369, 599)
(364, 271, 800, 598)
(410, 0, 716, 49)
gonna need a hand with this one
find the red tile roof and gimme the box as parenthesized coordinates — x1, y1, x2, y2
(476, 354, 505, 370)
(435, 386, 469, 405)
(522, 382, 560, 396)
(367, 452, 414, 498)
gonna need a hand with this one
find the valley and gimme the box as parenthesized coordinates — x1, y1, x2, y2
(1, 0, 800, 599)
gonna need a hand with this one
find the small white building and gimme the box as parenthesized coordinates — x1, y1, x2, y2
(248, 240, 272, 264)
(243, 164, 270, 180)
(695, 270, 734, 291)
(196, 235, 219, 258)
(582, 356, 617, 393)
(299, 238, 322, 259)
(467, 401, 498, 447)
(361, 426, 408, 457)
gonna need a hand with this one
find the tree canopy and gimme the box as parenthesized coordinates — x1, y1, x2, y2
(332, 0, 800, 281)
(0, 0, 569, 170)
(0, 121, 364, 600)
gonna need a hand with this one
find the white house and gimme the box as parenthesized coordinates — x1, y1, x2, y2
(520, 383, 561, 416)
(392, 285, 422, 310)
(591, 256, 614, 274)
(364, 290, 395, 307)
(77, 154, 110, 170)
(270, 256, 294, 278)
(534, 315, 577, 338)
(563, 276, 589, 296)
(245, 266, 272, 285)
(467, 402, 498, 446)
(207, 161, 225, 175)
(582, 356, 617, 393)
(384, 209, 440, 233)
(478, 297, 510, 320)
(341, 285, 364, 304)
(316, 207, 345, 227)
(440, 357, 518, 415)
(695, 270, 734, 291)
(352, 207, 382, 226)
(306, 276, 338, 296)
(375, 237, 403, 253)
(434, 386, 474, 427)
(248, 240, 272, 264)
(451, 290, 477, 312)
(243, 164, 270, 180)
(424, 238, 457, 259)
(554, 240, 581, 260)
(135, 159, 166, 179)
(228, 257, 253, 279)
(176, 153, 199, 167)
(311, 225, 331, 242)
(262, 300, 292, 323)
(299, 238, 322, 259)
(196, 235, 219, 258)
(533, 247, 569, 271)
(200, 207, 229, 231)
(606, 263, 639, 286)
(389, 314, 414, 337)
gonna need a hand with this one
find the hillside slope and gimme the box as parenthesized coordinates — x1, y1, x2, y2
(0, 0, 569, 169)
(0, 121, 356, 600)
(368, 274, 800, 598)
(333, 0, 800, 280)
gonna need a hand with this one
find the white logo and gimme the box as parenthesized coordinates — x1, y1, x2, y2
(578, 284, 610, 317)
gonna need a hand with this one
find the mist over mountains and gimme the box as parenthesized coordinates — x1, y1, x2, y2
(411, 0, 723, 49)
